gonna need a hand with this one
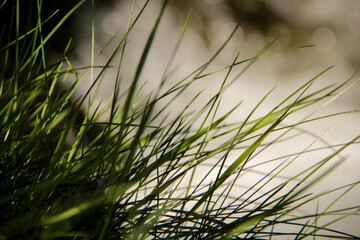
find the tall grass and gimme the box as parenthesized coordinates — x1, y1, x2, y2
(1, 0, 359, 239)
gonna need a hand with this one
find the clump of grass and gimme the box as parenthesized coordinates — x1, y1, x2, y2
(1, 0, 359, 239)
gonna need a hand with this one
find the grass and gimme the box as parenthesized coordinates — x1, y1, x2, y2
(1, 0, 359, 239)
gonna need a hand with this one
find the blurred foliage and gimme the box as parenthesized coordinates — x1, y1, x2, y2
(225, 0, 285, 33)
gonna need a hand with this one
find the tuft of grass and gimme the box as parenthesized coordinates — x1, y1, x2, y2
(1, 0, 359, 239)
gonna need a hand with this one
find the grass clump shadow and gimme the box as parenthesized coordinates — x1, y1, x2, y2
(0, 0, 359, 239)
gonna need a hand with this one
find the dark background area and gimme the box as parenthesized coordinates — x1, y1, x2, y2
(1, 0, 288, 55)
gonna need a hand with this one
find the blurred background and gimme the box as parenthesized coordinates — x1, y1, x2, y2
(2, 0, 359, 236)
(66, 0, 360, 116)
